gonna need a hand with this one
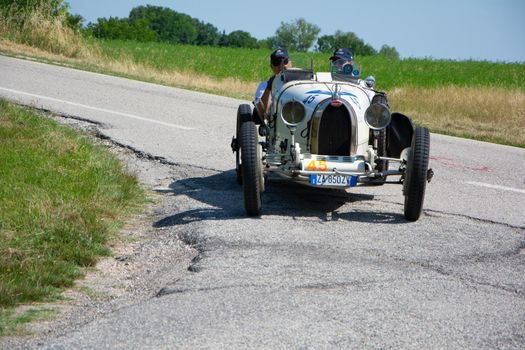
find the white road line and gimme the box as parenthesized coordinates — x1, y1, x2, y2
(0, 86, 195, 131)
(465, 181, 525, 194)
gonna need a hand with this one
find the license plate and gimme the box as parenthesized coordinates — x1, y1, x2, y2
(310, 174, 357, 187)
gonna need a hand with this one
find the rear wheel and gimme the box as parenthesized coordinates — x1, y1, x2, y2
(235, 104, 252, 184)
(403, 127, 430, 221)
(240, 121, 263, 216)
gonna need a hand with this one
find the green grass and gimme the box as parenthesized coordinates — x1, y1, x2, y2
(98, 40, 525, 90)
(0, 101, 144, 335)
(0, 308, 57, 336)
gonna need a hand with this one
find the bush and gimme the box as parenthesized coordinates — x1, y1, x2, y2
(0, 0, 89, 57)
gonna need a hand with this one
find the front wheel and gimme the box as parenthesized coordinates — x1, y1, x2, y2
(403, 127, 430, 221)
(240, 121, 263, 216)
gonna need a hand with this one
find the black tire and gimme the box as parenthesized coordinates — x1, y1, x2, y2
(403, 127, 430, 221)
(240, 121, 263, 216)
(235, 104, 252, 185)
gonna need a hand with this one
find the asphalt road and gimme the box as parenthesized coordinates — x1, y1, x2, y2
(1, 55, 524, 349)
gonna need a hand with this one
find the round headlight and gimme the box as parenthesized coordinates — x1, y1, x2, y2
(281, 101, 305, 125)
(365, 103, 391, 130)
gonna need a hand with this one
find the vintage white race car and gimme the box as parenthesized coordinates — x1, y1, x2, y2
(231, 59, 433, 221)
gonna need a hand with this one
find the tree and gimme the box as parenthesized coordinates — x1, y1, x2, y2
(257, 37, 274, 49)
(127, 5, 223, 45)
(129, 5, 197, 44)
(316, 35, 335, 52)
(379, 44, 400, 59)
(317, 30, 377, 56)
(89, 17, 129, 40)
(273, 18, 320, 52)
(128, 18, 157, 42)
(195, 21, 220, 46)
(89, 17, 156, 42)
(172, 12, 198, 44)
(223, 30, 258, 48)
(66, 13, 84, 31)
(218, 30, 228, 47)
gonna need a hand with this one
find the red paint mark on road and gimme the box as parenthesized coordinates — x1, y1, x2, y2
(430, 156, 491, 172)
(430, 156, 454, 162)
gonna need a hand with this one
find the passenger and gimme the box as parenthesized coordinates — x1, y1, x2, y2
(329, 47, 353, 64)
(329, 47, 354, 75)
(330, 47, 375, 88)
(255, 48, 292, 118)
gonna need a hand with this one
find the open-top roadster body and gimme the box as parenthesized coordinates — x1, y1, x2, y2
(231, 59, 433, 221)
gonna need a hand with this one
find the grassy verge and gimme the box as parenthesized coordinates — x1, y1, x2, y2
(0, 101, 144, 336)
(0, 2, 91, 58)
(390, 86, 525, 147)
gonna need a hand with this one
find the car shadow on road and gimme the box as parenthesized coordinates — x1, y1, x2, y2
(153, 170, 405, 228)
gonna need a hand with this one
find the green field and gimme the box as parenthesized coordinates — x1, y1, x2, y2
(0, 101, 144, 335)
(93, 40, 525, 147)
(0, 37, 524, 147)
(98, 40, 525, 91)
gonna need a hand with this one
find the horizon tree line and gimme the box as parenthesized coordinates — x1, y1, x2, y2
(0, 1, 399, 58)
(88, 5, 399, 58)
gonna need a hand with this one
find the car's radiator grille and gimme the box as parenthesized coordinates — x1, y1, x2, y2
(317, 105, 351, 156)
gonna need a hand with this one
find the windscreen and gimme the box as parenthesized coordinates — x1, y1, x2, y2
(330, 58, 360, 81)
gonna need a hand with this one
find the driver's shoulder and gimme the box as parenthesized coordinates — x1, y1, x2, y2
(254, 80, 269, 103)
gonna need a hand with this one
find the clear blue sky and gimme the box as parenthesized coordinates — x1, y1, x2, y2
(66, 0, 525, 63)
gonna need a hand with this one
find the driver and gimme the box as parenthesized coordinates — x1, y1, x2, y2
(255, 48, 292, 118)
